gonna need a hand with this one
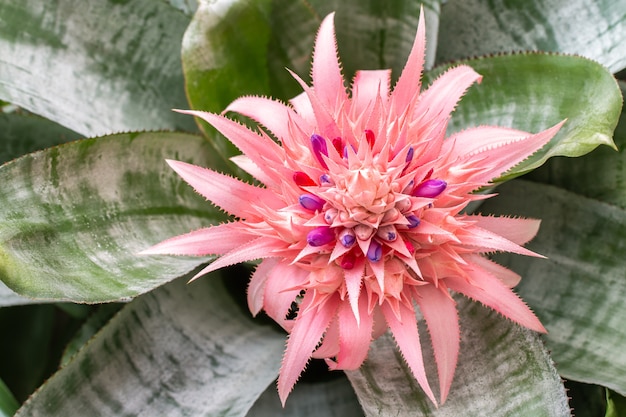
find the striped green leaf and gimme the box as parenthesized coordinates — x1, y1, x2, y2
(436, 0, 626, 73)
(0, 0, 195, 136)
(0, 132, 224, 302)
(14, 274, 286, 417)
(346, 296, 569, 416)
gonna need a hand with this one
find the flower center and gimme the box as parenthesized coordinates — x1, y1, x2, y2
(296, 132, 447, 266)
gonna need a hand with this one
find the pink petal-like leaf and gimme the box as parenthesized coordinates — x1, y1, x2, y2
(456, 224, 543, 257)
(351, 70, 391, 117)
(225, 96, 312, 147)
(464, 254, 522, 288)
(381, 301, 437, 405)
(190, 237, 284, 281)
(312, 13, 347, 113)
(247, 258, 279, 316)
(139, 222, 252, 256)
(446, 263, 546, 333)
(468, 215, 541, 246)
(390, 7, 426, 114)
(166, 159, 280, 219)
(278, 292, 339, 405)
(333, 295, 374, 370)
(263, 261, 309, 330)
(413, 65, 482, 133)
(415, 284, 459, 404)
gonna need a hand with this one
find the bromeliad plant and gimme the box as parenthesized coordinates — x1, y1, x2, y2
(0, 0, 625, 416)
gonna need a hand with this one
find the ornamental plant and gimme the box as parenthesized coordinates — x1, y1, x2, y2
(0, 1, 625, 416)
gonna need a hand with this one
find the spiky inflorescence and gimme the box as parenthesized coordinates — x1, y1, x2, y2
(143, 10, 563, 406)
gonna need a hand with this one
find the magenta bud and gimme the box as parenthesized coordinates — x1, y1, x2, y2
(412, 179, 447, 198)
(367, 240, 382, 262)
(307, 226, 335, 247)
(299, 194, 325, 211)
(340, 251, 356, 270)
(310, 134, 328, 168)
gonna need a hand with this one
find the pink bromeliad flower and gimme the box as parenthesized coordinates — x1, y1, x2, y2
(143, 11, 563, 406)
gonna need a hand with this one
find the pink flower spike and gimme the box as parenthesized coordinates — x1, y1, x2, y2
(145, 9, 563, 406)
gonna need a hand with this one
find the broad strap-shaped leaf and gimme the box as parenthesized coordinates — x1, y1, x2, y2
(527, 80, 626, 209)
(248, 376, 363, 417)
(15, 274, 286, 417)
(0, 113, 81, 165)
(0, 281, 38, 307)
(482, 180, 626, 396)
(436, 0, 626, 73)
(346, 296, 569, 416)
(182, 0, 441, 170)
(425, 53, 621, 180)
(0, 132, 225, 302)
(0, 0, 195, 136)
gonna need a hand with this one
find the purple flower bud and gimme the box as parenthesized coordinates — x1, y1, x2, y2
(320, 174, 332, 185)
(299, 194, 325, 211)
(306, 226, 335, 247)
(412, 179, 447, 198)
(405, 147, 414, 163)
(339, 228, 356, 247)
(406, 215, 421, 228)
(367, 240, 382, 262)
(310, 134, 328, 169)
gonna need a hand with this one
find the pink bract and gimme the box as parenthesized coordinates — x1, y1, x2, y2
(143, 10, 563, 406)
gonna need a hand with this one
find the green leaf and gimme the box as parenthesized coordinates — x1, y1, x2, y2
(606, 389, 626, 417)
(0, 132, 224, 302)
(15, 273, 286, 417)
(0, 0, 195, 136)
(181, 0, 441, 169)
(248, 376, 363, 416)
(0, 378, 18, 417)
(346, 296, 569, 416)
(436, 0, 626, 73)
(482, 180, 626, 396)
(0, 281, 39, 306)
(0, 112, 81, 165)
(527, 80, 626, 208)
(425, 53, 621, 179)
